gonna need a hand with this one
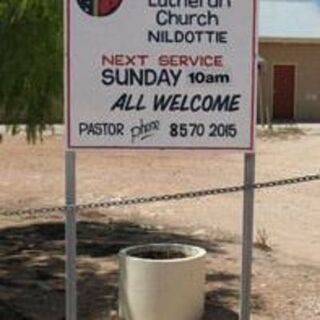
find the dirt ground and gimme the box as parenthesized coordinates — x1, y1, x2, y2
(0, 124, 320, 319)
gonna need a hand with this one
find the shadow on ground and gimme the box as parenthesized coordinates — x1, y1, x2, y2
(204, 271, 265, 320)
(0, 218, 264, 319)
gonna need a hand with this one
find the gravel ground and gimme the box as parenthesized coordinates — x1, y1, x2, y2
(0, 124, 319, 319)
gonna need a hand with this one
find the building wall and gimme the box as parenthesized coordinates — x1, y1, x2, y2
(259, 42, 320, 121)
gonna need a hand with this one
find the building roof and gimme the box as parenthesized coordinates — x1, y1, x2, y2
(259, 0, 320, 42)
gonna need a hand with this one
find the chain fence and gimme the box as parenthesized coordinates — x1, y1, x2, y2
(0, 173, 319, 217)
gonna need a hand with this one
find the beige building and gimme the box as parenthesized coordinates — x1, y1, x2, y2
(259, 0, 320, 122)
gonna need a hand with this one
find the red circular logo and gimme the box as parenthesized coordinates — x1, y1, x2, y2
(77, 0, 123, 17)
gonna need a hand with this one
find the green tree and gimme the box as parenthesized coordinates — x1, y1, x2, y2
(0, 0, 63, 142)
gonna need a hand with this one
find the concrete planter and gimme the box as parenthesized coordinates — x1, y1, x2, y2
(119, 243, 206, 320)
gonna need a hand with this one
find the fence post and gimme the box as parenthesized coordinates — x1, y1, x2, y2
(240, 152, 256, 320)
(65, 150, 77, 320)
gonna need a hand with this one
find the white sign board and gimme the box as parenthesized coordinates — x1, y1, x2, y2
(66, 0, 257, 150)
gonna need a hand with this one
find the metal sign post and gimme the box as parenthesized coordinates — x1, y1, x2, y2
(65, 1, 258, 320)
(240, 152, 256, 320)
(65, 150, 77, 320)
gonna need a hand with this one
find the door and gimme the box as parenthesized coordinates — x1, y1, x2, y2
(273, 65, 295, 120)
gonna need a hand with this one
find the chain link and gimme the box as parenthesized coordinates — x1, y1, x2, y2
(1, 173, 319, 217)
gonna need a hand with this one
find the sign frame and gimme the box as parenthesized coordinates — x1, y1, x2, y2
(65, 0, 258, 151)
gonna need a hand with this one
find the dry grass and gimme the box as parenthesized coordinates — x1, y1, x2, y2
(257, 126, 305, 140)
(254, 228, 272, 252)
